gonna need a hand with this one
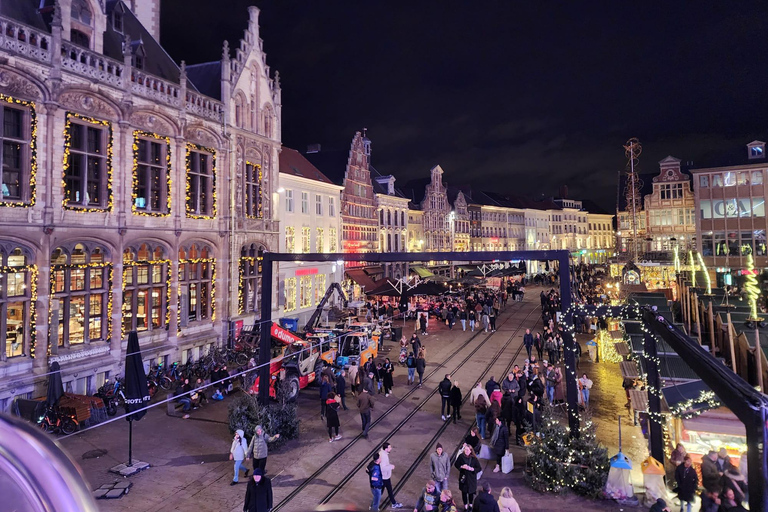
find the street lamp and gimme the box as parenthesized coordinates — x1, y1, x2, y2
(449, 211, 456, 278)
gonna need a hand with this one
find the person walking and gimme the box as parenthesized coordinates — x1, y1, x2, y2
(674, 455, 699, 512)
(469, 308, 476, 332)
(414, 480, 441, 512)
(336, 370, 348, 410)
(523, 329, 534, 361)
(439, 374, 452, 421)
(379, 442, 403, 508)
(230, 429, 249, 485)
(320, 374, 332, 419)
(578, 373, 593, 407)
(242, 469, 272, 512)
(545, 366, 557, 404)
(406, 352, 417, 385)
(482, 311, 490, 333)
(534, 333, 544, 361)
(474, 393, 489, 439)
(358, 387, 374, 437)
(489, 308, 497, 332)
(383, 358, 395, 397)
(367, 453, 384, 511)
(454, 444, 482, 511)
(326, 392, 341, 442)
(496, 487, 521, 512)
(416, 348, 427, 387)
(491, 417, 509, 473)
(459, 309, 468, 332)
(430, 443, 451, 493)
(450, 380, 463, 423)
(246, 425, 280, 473)
(410, 334, 422, 357)
(348, 363, 359, 397)
(484, 376, 497, 398)
(473, 481, 500, 512)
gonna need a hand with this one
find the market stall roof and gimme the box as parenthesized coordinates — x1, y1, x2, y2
(628, 334, 678, 355)
(615, 342, 632, 357)
(620, 360, 640, 379)
(661, 379, 715, 416)
(682, 411, 746, 437)
(640, 356, 700, 381)
(365, 281, 403, 297)
(629, 389, 650, 413)
(345, 269, 378, 291)
(624, 321, 644, 335)
(410, 266, 435, 279)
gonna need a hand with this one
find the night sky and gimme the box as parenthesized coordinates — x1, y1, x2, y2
(161, 1, 768, 211)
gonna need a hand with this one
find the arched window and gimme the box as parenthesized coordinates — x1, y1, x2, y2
(1, 244, 34, 360)
(387, 210, 391, 226)
(51, 243, 110, 348)
(240, 244, 263, 314)
(179, 243, 214, 326)
(70, 0, 92, 49)
(122, 243, 169, 334)
(401, 211, 405, 226)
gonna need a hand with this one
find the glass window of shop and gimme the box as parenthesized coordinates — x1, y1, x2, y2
(178, 244, 213, 325)
(0, 246, 33, 360)
(699, 198, 766, 219)
(122, 244, 168, 334)
(51, 243, 110, 348)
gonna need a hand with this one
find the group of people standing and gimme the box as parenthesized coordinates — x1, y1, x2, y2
(671, 443, 749, 512)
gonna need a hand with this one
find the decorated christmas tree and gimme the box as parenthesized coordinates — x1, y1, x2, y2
(525, 407, 609, 497)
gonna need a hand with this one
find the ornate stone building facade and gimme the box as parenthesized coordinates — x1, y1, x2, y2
(421, 165, 451, 251)
(0, 1, 280, 409)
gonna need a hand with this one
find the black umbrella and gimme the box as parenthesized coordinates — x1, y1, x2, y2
(46, 361, 64, 407)
(123, 331, 150, 466)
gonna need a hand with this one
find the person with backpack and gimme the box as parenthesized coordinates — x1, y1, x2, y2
(367, 452, 384, 511)
(439, 374, 452, 421)
(406, 352, 417, 385)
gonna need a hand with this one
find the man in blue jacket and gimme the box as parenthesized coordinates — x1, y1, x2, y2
(367, 452, 384, 510)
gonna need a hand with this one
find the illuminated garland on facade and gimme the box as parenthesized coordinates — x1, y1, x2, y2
(121, 259, 172, 339)
(132, 131, 172, 216)
(48, 262, 114, 349)
(669, 389, 721, 419)
(744, 252, 762, 320)
(1, 264, 38, 357)
(62, 112, 113, 212)
(245, 161, 263, 219)
(0, 94, 37, 207)
(185, 142, 217, 219)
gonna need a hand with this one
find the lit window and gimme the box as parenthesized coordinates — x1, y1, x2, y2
(0, 246, 33, 360)
(239, 244, 263, 314)
(244, 162, 262, 218)
(284, 278, 297, 312)
(64, 115, 110, 209)
(314, 274, 326, 305)
(300, 276, 312, 308)
(302, 227, 311, 253)
(133, 133, 170, 215)
(178, 244, 213, 325)
(122, 244, 168, 334)
(1, 99, 33, 205)
(316, 228, 324, 253)
(285, 227, 296, 253)
(329, 228, 337, 252)
(185, 145, 215, 217)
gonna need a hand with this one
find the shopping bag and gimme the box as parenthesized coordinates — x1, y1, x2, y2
(501, 451, 514, 473)
(478, 444, 493, 460)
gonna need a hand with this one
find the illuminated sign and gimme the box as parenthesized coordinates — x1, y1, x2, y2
(295, 267, 319, 276)
(700, 198, 765, 219)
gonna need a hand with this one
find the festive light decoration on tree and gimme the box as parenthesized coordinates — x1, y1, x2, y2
(744, 252, 762, 320)
(0, 94, 37, 207)
(185, 142, 217, 219)
(131, 131, 172, 216)
(596, 329, 624, 363)
(696, 252, 712, 295)
(61, 112, 113, 212)
(688, 250, 697, 288)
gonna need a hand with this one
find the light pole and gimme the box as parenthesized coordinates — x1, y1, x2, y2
(449, 211, 456, 278)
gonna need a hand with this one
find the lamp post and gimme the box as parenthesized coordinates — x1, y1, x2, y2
(449, 211, 456, 278)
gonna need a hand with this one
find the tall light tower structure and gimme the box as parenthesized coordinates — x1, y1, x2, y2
(623, 138, 643, 262)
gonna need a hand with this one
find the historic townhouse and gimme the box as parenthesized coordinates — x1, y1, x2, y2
(373, 170, 410, 278)
(644, 156, 695, 254)
(0, 1, 280, 409)
(416, 165, 451, 252)
(447, 187, 470, 252)
(277, 148, 342, 325)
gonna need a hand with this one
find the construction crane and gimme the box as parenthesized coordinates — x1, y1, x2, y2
(303, 282, 348, 332)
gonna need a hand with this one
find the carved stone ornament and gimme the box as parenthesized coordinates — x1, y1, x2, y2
(129, 111, 173, 136)
(0, 69, 42, 100)
(58, 91, 116, 118)
(185, 125, 217, 147)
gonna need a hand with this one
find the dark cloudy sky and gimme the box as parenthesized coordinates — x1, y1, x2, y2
(161, 1, 768, 211)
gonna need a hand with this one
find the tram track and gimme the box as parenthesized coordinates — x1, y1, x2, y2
(318, 302, 539, 507)
(271, 301, 532, 512)
(382, 308, 540, 507)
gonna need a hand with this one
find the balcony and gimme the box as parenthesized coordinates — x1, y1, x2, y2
(0, 17, 52, 64)
(131, 70, 181, 107)
(61, 41, 124, 87)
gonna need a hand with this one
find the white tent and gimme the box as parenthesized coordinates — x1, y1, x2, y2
(642, 456, 670, 507)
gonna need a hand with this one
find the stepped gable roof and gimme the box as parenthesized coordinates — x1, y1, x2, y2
(103, 1, 189, 88)
(185, 61, 221, 99)
(689, 140, 768, 170)
(279, 147, 335, 185)
(2, 0, 48, 31)
(303, 148, 350, 186)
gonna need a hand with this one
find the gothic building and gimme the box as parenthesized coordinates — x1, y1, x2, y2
(0, 1, 281, 408)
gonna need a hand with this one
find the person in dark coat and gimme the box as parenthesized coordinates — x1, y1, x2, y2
(382, 358, 395, 396)
(319, 375, 332, 419)
(439, 374, 452, 421)
(485, 377, 498, 398)
(674, 456, 699, 512)
(336, 370, 348, 410)
(701, 450, 722, 492)
(491, 417, 509, 473)
(454, 444, 482, 509)
(500, 391, 515, 432)
(415, 348, 426, 387)
(243, 469, 272, 512)
(450, 380, 463, 423)
(512, 395, 525, 445)
(473, 481, 500, 512)
(649, 498, 670, 512)
(326, 392, 341, 442)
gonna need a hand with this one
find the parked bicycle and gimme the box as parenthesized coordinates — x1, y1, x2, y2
(38, 407, 79, 435)
(94, 378, 124, 416)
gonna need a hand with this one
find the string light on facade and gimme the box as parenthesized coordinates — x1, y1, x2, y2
(3, 264, 38, 357)
(131, 130, 172, 217)
(0, 94, 37, 207)
(61, 112, 114, 212)
(185, 142, 217, 219)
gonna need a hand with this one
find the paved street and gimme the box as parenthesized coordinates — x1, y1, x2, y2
(58, 289, 642, 512)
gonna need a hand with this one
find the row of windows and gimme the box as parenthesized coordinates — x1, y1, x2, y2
(0, 106, 265, 218)
(285, 227, 338, 254)
(284, 190, 336, 216)
(648, 208, 696, 227)
(379, 209, 406, 227)
(283, 273, 328, 312)
(380, 233, 407, 252)
(657, 182, 686, 200)
(699, 198, 765, 219)
(588, 222, 611, 231)
(700, 231, 767, 257)
(698, 171, 764, 189)
(342, 225, 377, 242)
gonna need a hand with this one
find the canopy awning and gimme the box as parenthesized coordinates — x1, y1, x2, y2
(615, 342, 631, 357)
(620, 360, 640, 379)
(661, 379, 718, 417)
(345, 269, 378, 291)
(682, 413, 746, 437)
(411, 266, 435, 278)
(629, 389, 649, 412)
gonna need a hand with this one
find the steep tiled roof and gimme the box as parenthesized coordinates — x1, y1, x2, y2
(279, 147, 335, 184)
(370, 165, 408, 198)
(1, 0, 48, 31)
(185, 61, 221, 99)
